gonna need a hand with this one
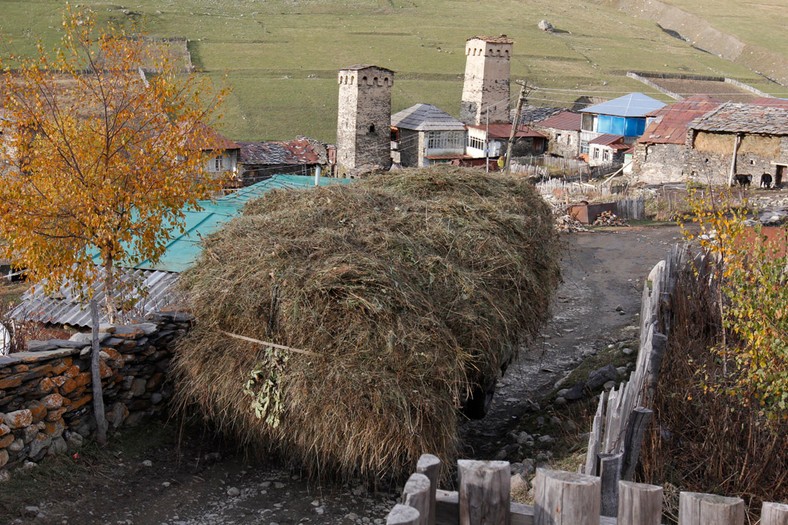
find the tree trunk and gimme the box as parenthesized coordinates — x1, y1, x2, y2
(103, 257, 117, 324)
(90, 299, 108, 446)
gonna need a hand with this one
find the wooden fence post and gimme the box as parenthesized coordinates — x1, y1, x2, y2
(416, 454, 440, 525)
(617, 481, 662, 525)
(679, 492, 744, 525)
(402, 473, 431, 525)
(761, 502, 788, 525)
(534, 469, 601, 525)
(620, 407, 653, 481)
(387, 504, 420, 525)
(457, 460, 510, 525)
(598, 453, 622, 517)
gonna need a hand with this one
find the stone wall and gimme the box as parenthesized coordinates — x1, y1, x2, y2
(460, 38, 512, 125)
(632, 143, 689, 184)
(0, 312, 192, 479)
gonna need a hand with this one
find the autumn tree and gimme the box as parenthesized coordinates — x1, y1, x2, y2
(0, 6, 226, 320)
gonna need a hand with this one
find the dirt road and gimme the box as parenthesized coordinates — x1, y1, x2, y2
(2, 225, 683, 525)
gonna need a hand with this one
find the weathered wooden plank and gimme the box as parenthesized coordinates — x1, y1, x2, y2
(617, 481, 662, 525)
(403, 473, 431, 525)
(599, 453, 623, 517)
(585, 390, 607, 476)
(678, 492, 744, 525)
(620, 407, 653, 481)
(761, 502, 788, 525)
(416, 454, 441, 525)
(534, 469, 601, 525)
(458, 460, 511, 525)
(388, 504, 420, 525)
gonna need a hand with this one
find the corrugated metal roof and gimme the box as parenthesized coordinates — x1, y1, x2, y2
(690, 102, 788, 135)
(391, 104, 466, 131)
(467, 124, 546, 139)
(639, 96, 721, 145)
(238, 138, 326, 165)
(536, 111, 582, 131)
(589, 134, 626, 146)
(9, 267, 180, 328)
(580, 93, 666, 117)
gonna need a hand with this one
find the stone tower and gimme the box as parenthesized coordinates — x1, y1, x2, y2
(460, 35, 513, 125)
(336, 65, 394, 176)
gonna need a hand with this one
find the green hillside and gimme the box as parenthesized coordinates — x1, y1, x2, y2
(0, 0, 784, 142)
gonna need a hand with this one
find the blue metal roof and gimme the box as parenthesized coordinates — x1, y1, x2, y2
(99, 175, 351, 273)
(580, 93, 666, 118)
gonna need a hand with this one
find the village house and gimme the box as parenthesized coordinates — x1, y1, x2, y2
(390, 104, 467, 167)
(579, 93, 666, 157)
(193, 125, 240, 183)
(587, 134, 629, 167)
(465, 124, 547, 167)
(632, 95, 721, 184)
(236, 138, 328, 185)
(685, 101, 788, 186)
(532, 111, 582, 159)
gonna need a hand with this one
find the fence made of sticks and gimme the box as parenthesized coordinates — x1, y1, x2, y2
(385, 454, 788, 525)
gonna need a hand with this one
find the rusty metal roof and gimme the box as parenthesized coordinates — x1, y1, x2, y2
(238, 139, 326, 166)
(640, 95, 721, 145)
(589, 134, 625, 146)
(9, 267, 180, 328)
(690, 102, 788, 135)
(467, 124, 546, 139)
(536, 111, 582, 131)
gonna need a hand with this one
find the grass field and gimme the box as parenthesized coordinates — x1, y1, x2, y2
(0, 0, 784, 142)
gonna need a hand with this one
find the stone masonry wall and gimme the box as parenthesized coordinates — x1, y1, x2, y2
(0, 312, 192, 480)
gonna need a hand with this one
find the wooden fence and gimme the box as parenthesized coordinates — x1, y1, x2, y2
(582, 244, 687, 517)
(385, 454, 788, 525)
(615, 198, 646, 221)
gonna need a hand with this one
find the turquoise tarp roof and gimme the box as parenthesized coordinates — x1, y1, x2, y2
(95, 174, 351, 273)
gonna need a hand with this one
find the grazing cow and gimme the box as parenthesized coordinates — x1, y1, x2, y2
(760, 173, 773, 189)
(735, 174, 752, 188)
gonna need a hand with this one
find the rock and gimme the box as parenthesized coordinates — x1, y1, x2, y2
(315, 507, 325, 515)
(564, 383, 585, 401)
(3, 409, 33, 429)
(273, 482, 285, 489)
(556, 388, 569, 398)
(538, 19, 554, 32)
(48, 437, 68, 456)
(130, 378, 147, 397)
(0, 450, 8, 468)
(8, 438, 24, 453)
(142, 459, 153, 467)
(603, 380, 616, 391)
(23, 505, 40, 517)
(615, 305, 624, 312)
(616, 366, 628, 377)
(28, 433, 51, 459)
(537, 435, 555, 445)
(42, 393, 65, 410)
(550, 416, 561, 426)
(20, 460, 37, 470)
(554, 396, 567, 406)
(65, 432, 83, 450)
(0, 424, 9, 437)
(621, 347, 635, 356)
(587, 364, 618, 390)
(511, 473, 528, 494)
(227, 486, 241, 497)
(0, 469, 10, 483)
(151, 393, 163, 405)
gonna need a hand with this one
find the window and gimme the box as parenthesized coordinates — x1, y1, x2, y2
(580, 141, 589, 154)
(593, 148, 600, 159)
(556, 133, 562, 143)
(427, 131, 464, 150)
(468, 136, 485, 151)
(603, 150, 610, 162)
(369, 124, 376, 134)
(214, 155, 223, 171)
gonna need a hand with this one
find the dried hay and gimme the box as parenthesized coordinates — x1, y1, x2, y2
(172, 166, 561, 480)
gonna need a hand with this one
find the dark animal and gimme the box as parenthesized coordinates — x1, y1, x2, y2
(760, 173, 773, 188)
(735, 174, 752, 188)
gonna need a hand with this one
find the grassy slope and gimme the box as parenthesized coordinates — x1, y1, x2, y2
(0, 0, 784, 142)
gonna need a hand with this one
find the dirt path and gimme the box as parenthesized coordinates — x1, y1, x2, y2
(2, 225, 683, 525)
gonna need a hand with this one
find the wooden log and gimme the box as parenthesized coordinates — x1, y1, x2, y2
(598, 453, 622, 517)
(402, 473, 431, 525)
(620, 407, 653, 481)
(416, 454, 441, 525)
(617, 481, 662, 525)
(679, 492, 744, 525)
(761, 502, 788, 525)
(388, 504, 420, 525)
(458, 460, 511, 525)
(534, 469, 601, 525)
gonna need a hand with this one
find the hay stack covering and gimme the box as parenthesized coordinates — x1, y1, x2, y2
(173, 167, 561, 480)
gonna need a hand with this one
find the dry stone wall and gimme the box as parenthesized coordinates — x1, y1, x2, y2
(0, 312, 192, 479)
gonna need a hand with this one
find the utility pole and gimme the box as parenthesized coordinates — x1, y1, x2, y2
(504, 81, 531, 175)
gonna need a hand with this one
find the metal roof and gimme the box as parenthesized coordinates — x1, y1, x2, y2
(589, 134, 626, 147)
(238, 138, 326, 165)
(580, 93, 666, 118)
(9, 267, 180, 328)
(391, 104, 466, 132)
(467, 124, 547, 139)
(690, 102, 788, 135)
(639, 96, 721, 145)
(536, 111, 582, 131)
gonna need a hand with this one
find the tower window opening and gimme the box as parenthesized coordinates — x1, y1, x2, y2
(369, 124, 376, 134)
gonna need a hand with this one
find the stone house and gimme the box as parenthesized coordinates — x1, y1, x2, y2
(189, 123, 240, 184)
(390, 104, 467, 168)
(632, 95, 721, 184)
(686, 101, 788, 186)
(579, 93, 665, 156)
(533, 111, 582, 159)
(236, 138, 328, 185)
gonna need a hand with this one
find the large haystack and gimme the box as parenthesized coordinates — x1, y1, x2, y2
(173, 167, 561, 480)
